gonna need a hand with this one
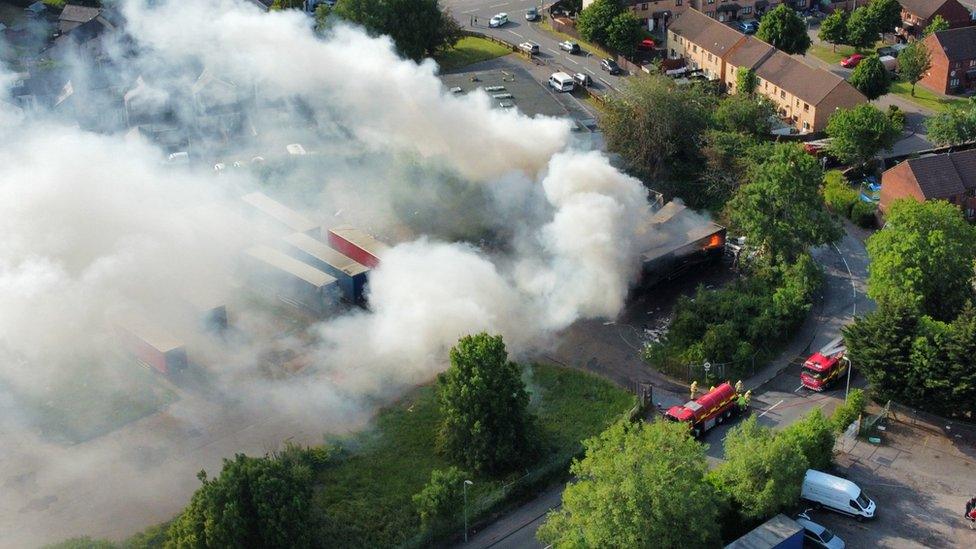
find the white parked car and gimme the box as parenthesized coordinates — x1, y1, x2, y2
(559, 40, 581, 54)
(796, 512, 846, 549)
(519, 41, 540, 54)
(489, 13, 508, 27)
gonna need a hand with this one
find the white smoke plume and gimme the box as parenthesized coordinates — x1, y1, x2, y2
(0, 0, 690, 545)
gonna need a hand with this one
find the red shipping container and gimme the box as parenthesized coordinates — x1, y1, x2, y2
(327, 226, 389, 269)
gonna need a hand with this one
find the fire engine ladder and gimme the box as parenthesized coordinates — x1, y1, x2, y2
(819, 337, 846, 358)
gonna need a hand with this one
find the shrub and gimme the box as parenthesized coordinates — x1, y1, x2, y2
(822, 171, 857, 217)
(850, 200, 877, 228)
(413, 467, 466, 528)
(830, 388, 867, 432)
(780, 409, 836, 470)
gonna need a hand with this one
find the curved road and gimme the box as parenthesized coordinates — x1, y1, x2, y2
(456, 223, 874, 549)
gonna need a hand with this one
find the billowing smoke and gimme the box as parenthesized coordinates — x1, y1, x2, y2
(0, 0, 690, 545)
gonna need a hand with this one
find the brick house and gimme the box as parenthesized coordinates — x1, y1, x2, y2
(898, 0, 973, 38)
(668, 9, 866, 132)
(879, 149, 976, 220)
(919, 27, 976, 95)
(582, 0, 782, 32)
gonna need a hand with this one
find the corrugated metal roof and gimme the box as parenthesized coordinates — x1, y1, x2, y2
(283, 233, 369, 277)
(241, 192, 319, 234)
(245, 245, 336, 288)
(329, 225, 390, 257)
(725, 514, 803, 549)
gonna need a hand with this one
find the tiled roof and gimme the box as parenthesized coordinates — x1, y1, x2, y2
(900, 149, 976, 199)
(669, 9, 744, 57)
(930, 27, 976, 62)
(898, 0, 953, 20)
(754, 50, 851, 105)
(726, 36, 775, 70)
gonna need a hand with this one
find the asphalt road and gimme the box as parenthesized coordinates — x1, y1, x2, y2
(442, 0, 629, 92)
(457, 223, 875, 549)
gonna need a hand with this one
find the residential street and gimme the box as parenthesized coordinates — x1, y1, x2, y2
(442, 0, 630, 92)
(456, 223, 875, 549)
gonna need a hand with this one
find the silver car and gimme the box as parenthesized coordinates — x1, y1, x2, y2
(796, 513, 845, 549)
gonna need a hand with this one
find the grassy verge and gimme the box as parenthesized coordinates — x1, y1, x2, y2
(807, 42, 882, 66)
(434, 36, 512, 72)
(313, 362, 634, 547)
(888, 79, 969, 113)
(539, 19, 614, 60)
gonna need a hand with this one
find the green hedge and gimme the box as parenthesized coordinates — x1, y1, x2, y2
(823, 170, 858, 217)
(830, 388, 866, 432)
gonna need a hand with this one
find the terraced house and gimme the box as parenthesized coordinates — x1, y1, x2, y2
(668, 9, 866, 132)
(582, 0, 783, 32)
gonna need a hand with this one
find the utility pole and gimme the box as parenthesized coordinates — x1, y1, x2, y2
(463, 479, 473, 542)
(844, 357, 852, 401)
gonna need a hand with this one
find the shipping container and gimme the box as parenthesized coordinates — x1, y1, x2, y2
(326, 226, 389, 269)
(243, 245, 339, 315)
(241, 191, 319, 236)
(725, 514, 804, 549)
(282, 232, 369, 303)
(118, 320, 188, 375)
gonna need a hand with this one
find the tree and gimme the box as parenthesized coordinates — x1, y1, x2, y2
(437, 333, 535, 474)
(333, 0, 461, 61)
(846, 7, 878, 50)
(780, 408, 836, 470)
(825, 104, 903, 165)
(601, 74, 715, 188)
(925, 99, 976, 146)
(830, 388, 867, 431)
(756, 4, 811, 55)
(726, 143, 841, 260)
(737, 66, 758, 94)
(606, 11, 642, 56)
(897, 41, 932, 97)
(699, 130, 772, 208)
(865, 199, 976, 320)
(537, 420, 721, 548)
(710, 417, 808, 520)
(818, 10, 848, 52)
(412, 467, 466, 529)
(167, 452, 314, 548)
(713, 94, 776, 136)
(271, 0, 303, 9)
(843, 303, 919, 404)
(867, 0, 902, 34)
(848, 55, 891, 100)
(576, 0, 623, 46)
(924, 14, 949, 36)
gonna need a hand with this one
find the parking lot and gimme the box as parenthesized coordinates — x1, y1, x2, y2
(809, 419, 976, 548)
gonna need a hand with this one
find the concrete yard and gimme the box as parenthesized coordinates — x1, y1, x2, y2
(810, 419, 976, 548)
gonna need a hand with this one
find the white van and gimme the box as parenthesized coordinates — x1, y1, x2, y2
(549, 72, 575, 92)
(801, 470, 876, 521)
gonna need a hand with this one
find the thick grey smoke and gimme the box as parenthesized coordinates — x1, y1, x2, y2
(0, 0, 688, 545)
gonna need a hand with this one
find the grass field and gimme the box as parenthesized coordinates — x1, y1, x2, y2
(435, 37, 512, 72)
(889, 79, 969, 113)
(807, 42, 884, 66)
(312, 362, 634, 547)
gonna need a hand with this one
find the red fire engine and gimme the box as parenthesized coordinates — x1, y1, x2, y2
(664, 381, 746, 438)
(800, 337, 849, 392)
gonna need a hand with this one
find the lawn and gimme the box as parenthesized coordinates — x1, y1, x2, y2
(312, 363, 634, 548)
(808, 41, 883, 66)
(434, 36, 512, 72)
(889, 79, 969, 113)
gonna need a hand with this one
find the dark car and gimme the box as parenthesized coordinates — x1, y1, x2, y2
(737, 20, 759, 34)
(601, 58, 622, 75)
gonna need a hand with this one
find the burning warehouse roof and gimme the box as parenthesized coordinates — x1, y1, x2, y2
(640, 201, 726, 284)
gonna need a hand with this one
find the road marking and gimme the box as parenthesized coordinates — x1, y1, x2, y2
(566, 57, 579, 65)
(547, 48, 560, 56)
(461, 8, 478, 13)
(599, 77, 612, 86)
(832, 242, 856, 318)
(758, 399, 785, 418)
(585, 68, 596, 76)
(507, 30, 523, 39)
(794, 384, 805, 393)
(489, 2, 509, 7)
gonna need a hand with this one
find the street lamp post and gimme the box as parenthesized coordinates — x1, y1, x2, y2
(844, 357, 852, 401)
(463, 479, 473, 542)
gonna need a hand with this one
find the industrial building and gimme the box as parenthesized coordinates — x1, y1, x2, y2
(640, 201, 727, 286)
(282, 232, 370, 303)
(243, 245, 339, 315)
(326, 225, 389, 268)
(241, 191, 320, 236)
(118, 319, 189, 375)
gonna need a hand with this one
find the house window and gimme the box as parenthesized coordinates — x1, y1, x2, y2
(676, 0, 682, 5)
(742, 6, 752, 13)
(780, 90, 786, 99)
(951, 78, 961, 87)
(803, 103, 809, 112)
(693, 45, 698, 52)
(970, 60, 976, 67)
(803, 121, 810, 130)
(642, 3, 648, 9)
(707, 0, 715, 4)
(708, 53, 714, 62)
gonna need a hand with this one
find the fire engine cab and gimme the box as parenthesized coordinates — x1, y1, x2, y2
(664, 381, 746, 438)
(800, 337, 849, 391)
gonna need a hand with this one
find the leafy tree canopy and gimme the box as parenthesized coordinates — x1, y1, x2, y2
(756, 5, 812, 55)
(848, 55, 891, 100)
(726, 143, 841, 260)
(780, 408, 836, 470)
(845, 7, 878, 49)
(924, 14, 949, 36)
(713, 94, 776, 136)
(333, 0, 461, 61)
(867, 0, 902, 34)
(736, 66, 758, 94)
(866, 199, 976, 320)
(825, 104, 903, 165)
(577, 0, 624, 45)
(897, 41, 932, 96)
(537, 420, 721, 548)
(412, 467, 467, 528)
(818, 10, 848, 50)
(606, 11, 642, 56)
(925, 98, 976, 146)
(437, 333, 536, 474)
